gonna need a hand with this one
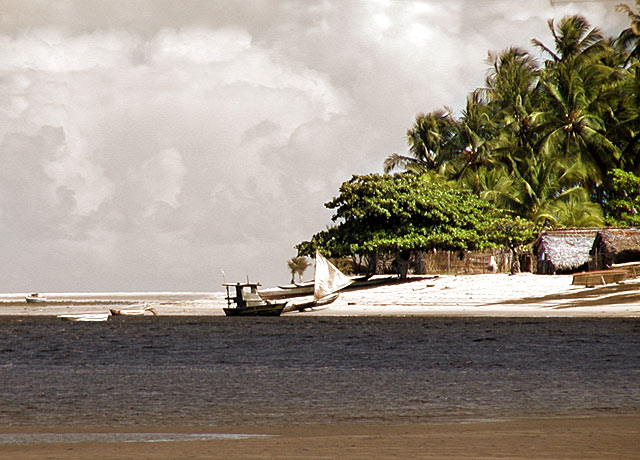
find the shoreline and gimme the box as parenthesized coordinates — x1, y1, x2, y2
(1, 415, 639, 459)
(2, 273, 640, 317)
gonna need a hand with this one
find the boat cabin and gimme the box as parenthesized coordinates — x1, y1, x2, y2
(223, 282, 266, 308)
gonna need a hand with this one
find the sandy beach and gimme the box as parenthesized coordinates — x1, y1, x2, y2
(3, 273, 640, 317)
(1, 416, 639, 459)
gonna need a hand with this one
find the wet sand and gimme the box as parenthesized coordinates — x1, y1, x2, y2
(1, 416, 639, 459)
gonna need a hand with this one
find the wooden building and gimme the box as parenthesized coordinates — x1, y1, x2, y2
(591, 228, 640, 270)
(534, 229, 601, 274)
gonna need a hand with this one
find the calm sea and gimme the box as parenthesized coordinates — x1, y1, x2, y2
(0, 316, 638, 426)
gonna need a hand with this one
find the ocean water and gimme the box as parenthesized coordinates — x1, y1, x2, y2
(0, 316, 638, 426)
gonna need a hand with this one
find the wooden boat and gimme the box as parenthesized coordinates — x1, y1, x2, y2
(110, 304, 157, 316)
(222, 282, 287, 316)
(58, 313, 111, 322)
(277, 280, 314, 290)
(284, 251, 353, 313)
(260, 272, 410, 301)
(284, 292, 339, 313)
(25, 293, 47, 303)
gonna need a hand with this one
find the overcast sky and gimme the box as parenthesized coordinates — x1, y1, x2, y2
(0, 0, 628, 292)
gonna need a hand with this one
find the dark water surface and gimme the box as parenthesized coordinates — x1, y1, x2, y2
(0, 316, 638, 426)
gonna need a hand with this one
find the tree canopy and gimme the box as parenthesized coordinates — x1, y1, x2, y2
(384, 10, 640, 228)
(296, 6, 640, 274)
(296, 173, 535, 268)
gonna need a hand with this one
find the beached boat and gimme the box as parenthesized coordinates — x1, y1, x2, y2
(284, 292, 340, 312)
(284, 251, 353, 312)
(25, 293, 47, 303)
(277, 280, 314, 290)
(262, 274, 427, 300)
(222, 282, 287, 316)
(110, 304, 157, 316)
(58, 313, 111, 322)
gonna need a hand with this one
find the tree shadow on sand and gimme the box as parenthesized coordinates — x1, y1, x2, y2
(489, 281, 640, 310)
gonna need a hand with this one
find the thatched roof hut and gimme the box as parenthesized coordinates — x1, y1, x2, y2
(591, 228, 640, 269)
(534, 229, 600, 274)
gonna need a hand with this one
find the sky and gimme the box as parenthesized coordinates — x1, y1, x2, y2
(0, 0, 629, 292)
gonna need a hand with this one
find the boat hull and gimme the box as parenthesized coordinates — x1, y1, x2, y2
(110, 306, 157, 316)
(223, 303, 286, 316)
(25, 296, 46, 303)
(283, 293, 340, 313)
(58, 313, 110, 322)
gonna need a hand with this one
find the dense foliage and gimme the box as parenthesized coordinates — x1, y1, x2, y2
(297, 5, 640, 274)
(385, 7, 640, 228)
(605, 168, 640, 225)
(296, 173, 535, 272)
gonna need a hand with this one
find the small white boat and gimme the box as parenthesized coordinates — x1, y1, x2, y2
(110, 304, 157, 316)
(58, 313, 110, 322)
(25, 293, 47, 303)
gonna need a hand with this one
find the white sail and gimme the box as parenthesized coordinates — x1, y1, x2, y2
(313, 251, 353, 300)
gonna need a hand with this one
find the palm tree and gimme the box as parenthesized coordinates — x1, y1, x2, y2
(611, 6, 640, 173)
(384, 109, 458, 175)
(548, 192, 604, 227)
(616, 1, 640, 65)
(504, 152, 597, 226)
(287, 256, 311, 283)
(614, 65, 640, 172)
(532, 16, 621, 195)
(484, 47, 539, 117)
(531, 15, 607, 65)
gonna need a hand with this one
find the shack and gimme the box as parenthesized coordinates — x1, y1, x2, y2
(591, 228, 640, 270)
(534, 228, 600, 274)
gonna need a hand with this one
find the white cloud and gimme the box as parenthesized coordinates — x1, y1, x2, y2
(0, 29, 137, 72)
(148, 27, 252, 64)
(0, 0, 630, 291)
(139, 148, 186, 209)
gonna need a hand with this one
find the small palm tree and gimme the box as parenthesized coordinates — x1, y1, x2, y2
(287, 256, 311, 283)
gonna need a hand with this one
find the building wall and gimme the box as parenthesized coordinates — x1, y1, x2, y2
(420, 249, 518, 275)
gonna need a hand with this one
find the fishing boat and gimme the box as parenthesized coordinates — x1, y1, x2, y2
(58, 313, 111, 322)
(222, 282, 287, 316)
(25, 293, 47, 303)
(110, 304, 157, 316)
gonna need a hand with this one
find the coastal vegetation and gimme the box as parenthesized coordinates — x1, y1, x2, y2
(298, 5, 640, 275)
(287, 256, 311, 283)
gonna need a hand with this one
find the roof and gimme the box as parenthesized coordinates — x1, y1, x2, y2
(592, 228, 640, 254)
(222, 282, 262, 287)
(535, 229, 599, 271)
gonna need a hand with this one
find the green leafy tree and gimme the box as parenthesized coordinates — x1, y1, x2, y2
(604, 168, 640, 225)
(296, 173, 535, 277)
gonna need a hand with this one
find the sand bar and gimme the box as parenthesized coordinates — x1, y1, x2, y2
(3, 273, 640, 317)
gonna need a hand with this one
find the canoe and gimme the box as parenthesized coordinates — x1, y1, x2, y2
(58, 313, 110, 322)
(110, 304, 157, 316)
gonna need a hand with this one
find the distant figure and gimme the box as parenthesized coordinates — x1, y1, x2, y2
(488, 256, 497, 273)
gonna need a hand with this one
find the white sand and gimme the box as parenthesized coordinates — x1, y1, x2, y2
(316, 273, 640, 317)
(3, 273, 640, 317)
